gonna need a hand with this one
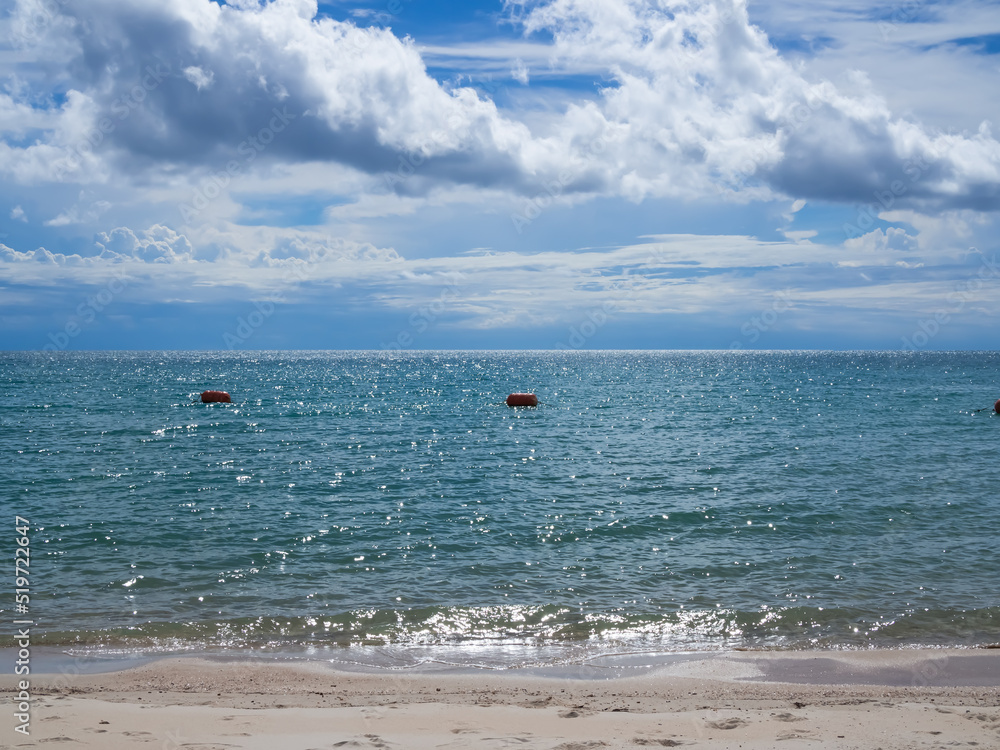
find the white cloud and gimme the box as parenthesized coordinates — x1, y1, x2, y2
(783, 229, 817, 243)
(511, 58, 530, 85)
(1, 0, 999, 350)
(2, 0, 998, 214)
(0, 89, 110, 184)
(0, 243, 83, 266)
(45, 200, 112, 227)
(95, 225, 195, 263)
(746, 0, 1000, 131)
(844, 227, 920, 255)
(182, 66, 215, 91)
(4, 224, 995, 333)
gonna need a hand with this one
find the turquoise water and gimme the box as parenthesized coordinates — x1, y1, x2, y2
(3, 351, 999, 666)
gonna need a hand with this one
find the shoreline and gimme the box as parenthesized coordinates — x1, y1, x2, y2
(7, 644, 1000, 683)
(4, 649, 999, 749)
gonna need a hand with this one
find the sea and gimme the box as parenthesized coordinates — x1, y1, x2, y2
(3, 350, 999, 671)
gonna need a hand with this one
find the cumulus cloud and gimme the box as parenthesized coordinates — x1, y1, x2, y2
(0, 220, 411, 317)
(3, 223, 989, 324)
(0, 225, 192, 265)
(0, 244, 84, 266)
(0, 88, 111, 184)
(844, 227, 920, 255)
(517, 0, 1000, 209)
(95, 225, 195, 263)
(3, 215, 998, 351)
(1, 0, 546, 193)
(78, 223, 401, 270)
(2, 0, 998, 214)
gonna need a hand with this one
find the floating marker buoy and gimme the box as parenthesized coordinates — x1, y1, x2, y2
(201, 390, 231, 403)
(995, 399, 1000, 414)
(506, 393, 538, 407)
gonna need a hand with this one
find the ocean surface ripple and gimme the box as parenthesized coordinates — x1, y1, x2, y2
(3, 350, 998, 666)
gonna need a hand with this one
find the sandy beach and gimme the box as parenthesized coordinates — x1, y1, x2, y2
(3, 649, 999, 749)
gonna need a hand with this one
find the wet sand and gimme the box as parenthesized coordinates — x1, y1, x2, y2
(2, 649, 999, 749)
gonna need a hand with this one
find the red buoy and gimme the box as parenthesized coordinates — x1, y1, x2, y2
(201, 390, 231, 403)
(506, 393, 538, 407)
(995, 399, 1000, 414)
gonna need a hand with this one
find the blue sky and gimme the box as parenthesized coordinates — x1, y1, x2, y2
(2, 0, 1000, 350)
